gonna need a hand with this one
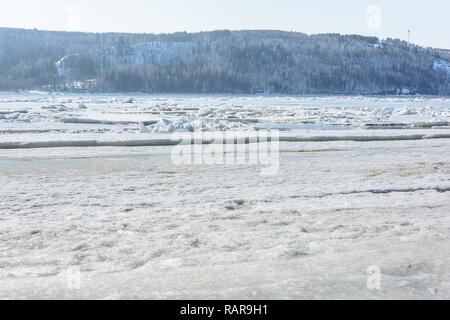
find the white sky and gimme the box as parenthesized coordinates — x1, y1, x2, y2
(0, 0, 448, 49)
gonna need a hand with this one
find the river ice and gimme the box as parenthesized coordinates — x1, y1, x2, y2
(0, 93, 449, 299)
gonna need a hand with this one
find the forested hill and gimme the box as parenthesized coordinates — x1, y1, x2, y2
(1, 28, 449, 94)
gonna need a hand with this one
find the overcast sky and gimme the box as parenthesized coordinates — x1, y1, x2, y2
(0, 0, 448, 49)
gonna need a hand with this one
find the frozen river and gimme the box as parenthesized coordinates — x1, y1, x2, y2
(0, 93, 449, 299)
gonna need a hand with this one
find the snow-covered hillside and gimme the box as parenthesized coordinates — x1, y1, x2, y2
(53, 36, 450, 95)
(1, 28, 449, 94)
(56, 42, 201, 77)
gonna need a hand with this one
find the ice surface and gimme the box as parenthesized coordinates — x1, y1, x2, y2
(0, 129, 449, 149)
(1, 94, 449, 137)
(0, 93, 449, 299)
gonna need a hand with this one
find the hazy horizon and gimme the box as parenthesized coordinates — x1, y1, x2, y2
(0, 0, 449, 49)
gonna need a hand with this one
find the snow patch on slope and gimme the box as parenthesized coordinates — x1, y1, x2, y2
(56, 42, 202, 77)
(433, 59, 450, 74)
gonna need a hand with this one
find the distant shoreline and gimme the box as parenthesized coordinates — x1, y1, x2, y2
(1, 90, 450, 99)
